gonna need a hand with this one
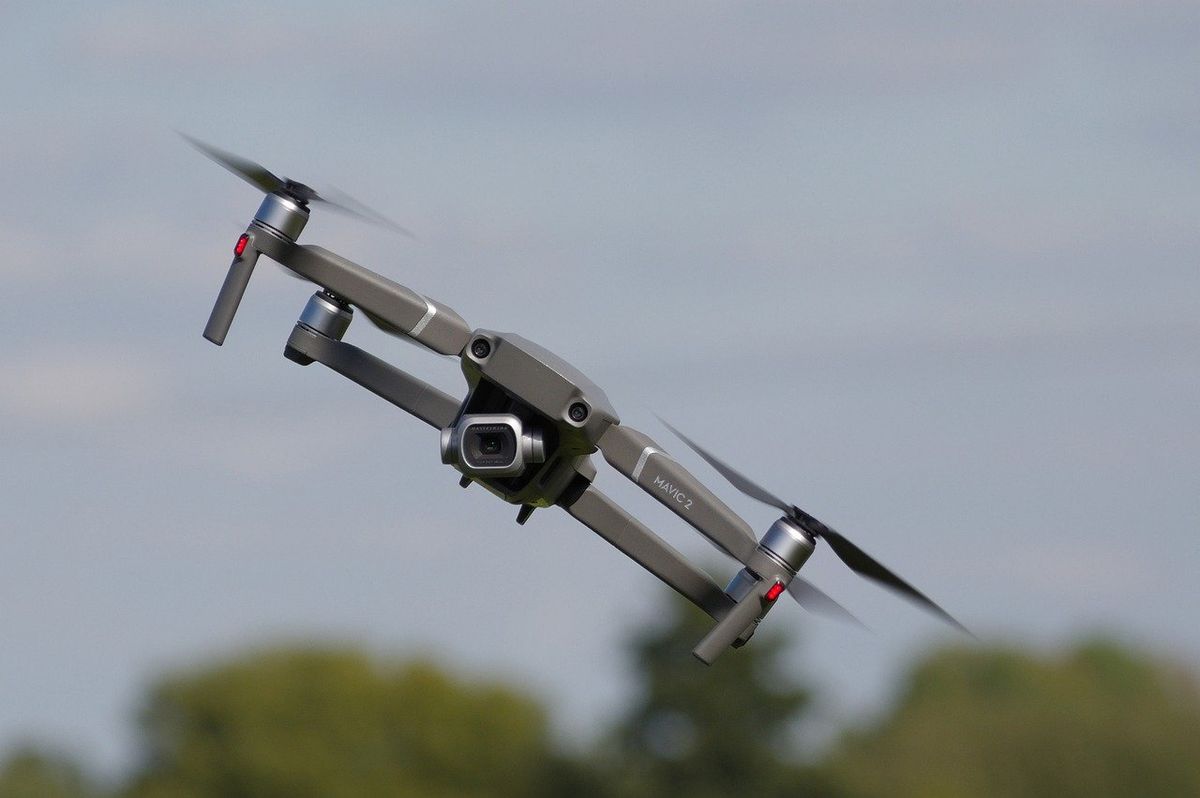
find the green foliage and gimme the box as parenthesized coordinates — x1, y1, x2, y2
(7, 615, 1200, 798)
(0, 747, 94, 798)
(600, 594, 821, 798)
(120, 647, 556, 798)
(822, 637, 1200, 798)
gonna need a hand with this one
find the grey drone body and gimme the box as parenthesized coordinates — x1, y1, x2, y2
(193, 139, 967, 664)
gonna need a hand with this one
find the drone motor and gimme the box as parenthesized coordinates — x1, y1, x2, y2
(253, 192, 310, 241)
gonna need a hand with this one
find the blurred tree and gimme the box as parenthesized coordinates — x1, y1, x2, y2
(822, 638, 1200, 798)
(0, 747, 94, 798)
(599, 592, 827, 798)
(118, 647, 562, 798)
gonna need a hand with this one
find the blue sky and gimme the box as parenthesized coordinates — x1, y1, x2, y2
(1, 0, 1197, 775)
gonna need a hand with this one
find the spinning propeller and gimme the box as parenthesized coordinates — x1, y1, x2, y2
(184, 135, 415, 346)
(182, 134, 412, 235)
(659, 419, 970, 636)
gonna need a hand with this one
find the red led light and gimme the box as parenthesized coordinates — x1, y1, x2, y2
(234, 233, 249, 257)
(764, 581, 785, 602)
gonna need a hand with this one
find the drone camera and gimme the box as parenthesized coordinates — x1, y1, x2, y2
(441, 414, 545, 477)
(465, 423, 517, 466)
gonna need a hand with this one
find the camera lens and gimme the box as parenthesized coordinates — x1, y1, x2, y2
(463, 423, 518, 468)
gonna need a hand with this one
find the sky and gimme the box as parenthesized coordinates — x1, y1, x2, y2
(1, 0, 1197, 777)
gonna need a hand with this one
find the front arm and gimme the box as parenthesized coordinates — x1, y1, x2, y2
(252, 228, 472, 356)
(597, 423, 759, 565)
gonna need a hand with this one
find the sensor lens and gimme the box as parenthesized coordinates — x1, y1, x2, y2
(462, 423, 517, 468)
(479, 432, 504, 455)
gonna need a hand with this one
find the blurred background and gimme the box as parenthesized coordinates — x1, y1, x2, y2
(1, 2, 1197, 796)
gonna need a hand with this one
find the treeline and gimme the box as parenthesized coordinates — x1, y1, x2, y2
(4, 596, 1199, 798)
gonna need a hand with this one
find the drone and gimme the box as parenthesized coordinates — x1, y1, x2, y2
(187, 136, 968, 664)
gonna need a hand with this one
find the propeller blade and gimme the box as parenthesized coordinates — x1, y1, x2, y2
(787, 577, 867, 629)
(657, 419, 970, 636)
(690, 519, 863, 627)
(315, 186, 415, 238)
(186, 135, 414, 236)
(815, 524, 971, 636)
(656, 417, 793, 514)
(181, 133, 284, 195)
